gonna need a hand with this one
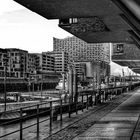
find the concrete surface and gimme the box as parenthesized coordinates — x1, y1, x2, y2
(74, 89, 140, 140)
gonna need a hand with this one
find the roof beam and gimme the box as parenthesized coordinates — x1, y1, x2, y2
(13, 0, 122, 19)
(112, 0, 140, 31)
(129, 30, 140, 49)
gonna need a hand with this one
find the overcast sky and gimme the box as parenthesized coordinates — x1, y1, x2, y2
(0, 0, 72, 53)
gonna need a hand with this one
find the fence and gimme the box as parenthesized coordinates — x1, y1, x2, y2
(0, 82, 140, 140)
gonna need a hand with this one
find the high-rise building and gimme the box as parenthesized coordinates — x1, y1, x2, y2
(53, 36, 110, 63)
(46, 51, 69, 73)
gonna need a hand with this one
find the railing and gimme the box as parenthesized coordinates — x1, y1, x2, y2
(0, 82, 138, 112)
(0, 82, 140, 140)
(0, 93, 94, 140)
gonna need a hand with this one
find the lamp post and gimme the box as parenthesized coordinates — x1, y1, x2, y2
(4, 65, 7, 112)
(41, 73, 43, 100)
(27, 73, 31, 97)
(68, 67, 73, 102)
(28, 75, 31, 93)
(3, 53, 8, 112)
(62, 72, 65, 91)
(73, 67, 78, 103)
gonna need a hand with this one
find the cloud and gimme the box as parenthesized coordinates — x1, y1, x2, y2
(0, 1, 72, 53)
(0, 9, 48, 24)
(0, 0, 24, 14)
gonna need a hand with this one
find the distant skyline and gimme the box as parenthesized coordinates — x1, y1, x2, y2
(0, 0, 72, 53)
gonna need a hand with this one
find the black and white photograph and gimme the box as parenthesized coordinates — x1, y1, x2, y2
(0, 0, 140, 139)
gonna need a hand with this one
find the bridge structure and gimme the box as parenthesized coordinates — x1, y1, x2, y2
(2, 0, 140, 139)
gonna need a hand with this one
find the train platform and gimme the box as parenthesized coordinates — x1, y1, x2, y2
(45, 88, 140, 140)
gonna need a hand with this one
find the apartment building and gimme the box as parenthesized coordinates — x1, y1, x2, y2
(46, 51, 69, 73)
(0, 48, 29, 78)
(0, 49, 9, 77)
(53, 36, 110, 63)
(42, 52, 55, 72)
(7, 48, 28, 78)
(34, 53, 55, 74)
(28, 53, 37, 74)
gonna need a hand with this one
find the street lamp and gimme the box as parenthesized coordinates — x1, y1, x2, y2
(41, 72, 43, 100)
(4, 65, 7, 111)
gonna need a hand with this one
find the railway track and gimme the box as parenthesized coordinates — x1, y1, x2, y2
(46, 91, 134, 140)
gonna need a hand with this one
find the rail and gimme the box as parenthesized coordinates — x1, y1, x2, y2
(0, 82, 138, 112)
(0, 82, 140, 140)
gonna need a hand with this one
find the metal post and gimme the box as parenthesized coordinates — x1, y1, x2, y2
(82, 95, 84, 112)
(91, 94, 93, 107)
(107, 89, 109, 100)
(20, 108, 23, 140)
(62, 51, 65, 90)
(62, 72, 65, 90)
(94, 90, 97, 105)
(110, 89, 112, 100)
(97, 62, 101, 95)
(69, 69, 73, 103)
(49, 101, 52, 131)
(68, 98, 71, 118)
(100, 90, 102, 103)
(75, 100, 78, 115)
(41, 73, 43, 100)
(98, 91, 100, 103)
(4, 65, 6, 112)
(104, 89, 106, 102)
(33, 82, 34, 92)
(73, 69, 78, 103)
(66, 72, 69, 93)
(28, 74, 31, 97)
(60, 100, 62, 122)
(86, 95, 88, 110)
(37, 84, 39, 91)
(37, 104, 39, 138)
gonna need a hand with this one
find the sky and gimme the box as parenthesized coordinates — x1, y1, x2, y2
(0, 0, 72, 53)
(0, 0, 135, 76)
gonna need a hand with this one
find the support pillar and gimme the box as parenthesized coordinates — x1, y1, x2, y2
(93, 72, 96, 105)
(93, 72, 96, 90)
(73, 69, 78, 103)
(66, 72, 69, 92)
(32, 83, 34, 92)
(37, 84, 39, 91)
(62, 72, 65, 90)
(68, 69, 73, 102)
(96, 63, 101, 104)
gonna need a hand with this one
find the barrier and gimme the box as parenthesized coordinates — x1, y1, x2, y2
(0, 82, 140, 139)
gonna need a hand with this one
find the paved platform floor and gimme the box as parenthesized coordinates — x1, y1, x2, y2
(74, 89, 140, 140)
